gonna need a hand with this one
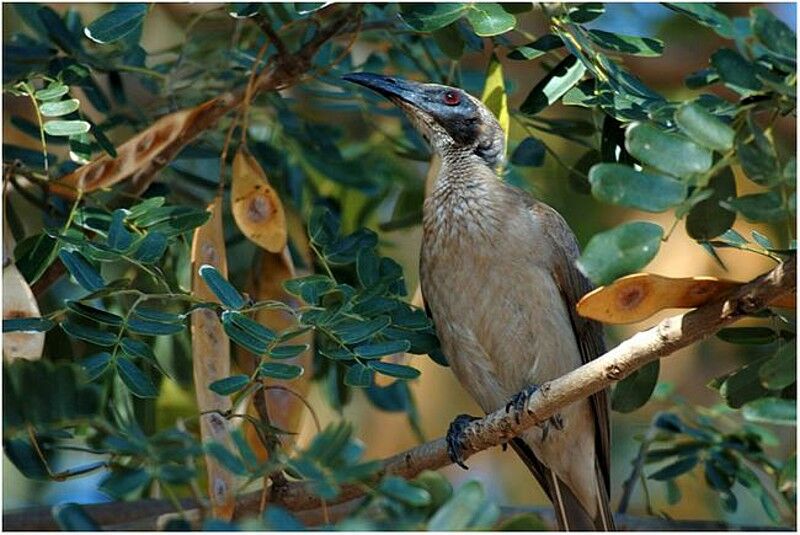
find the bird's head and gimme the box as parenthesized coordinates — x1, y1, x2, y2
(344, 72, 505, 171)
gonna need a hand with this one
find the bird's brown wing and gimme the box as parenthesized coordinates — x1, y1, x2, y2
(525, 197, 615, 530)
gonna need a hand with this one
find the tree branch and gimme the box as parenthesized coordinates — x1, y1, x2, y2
(4, 257, 793, 530)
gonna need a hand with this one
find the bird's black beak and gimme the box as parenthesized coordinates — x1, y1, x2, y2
(342, 72, 426, 109)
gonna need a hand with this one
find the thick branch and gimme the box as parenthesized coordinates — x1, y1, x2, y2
(3, 257, 794, 530)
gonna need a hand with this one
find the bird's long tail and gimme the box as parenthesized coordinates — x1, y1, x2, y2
(510, 438, 615, 531)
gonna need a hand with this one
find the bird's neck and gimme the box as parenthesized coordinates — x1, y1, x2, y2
(422, 148, 505, 242)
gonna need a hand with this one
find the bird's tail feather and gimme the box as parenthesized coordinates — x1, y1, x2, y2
(510, 438, 614, 531)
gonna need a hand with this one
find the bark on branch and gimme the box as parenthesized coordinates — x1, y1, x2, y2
(4, 256, 794, 531)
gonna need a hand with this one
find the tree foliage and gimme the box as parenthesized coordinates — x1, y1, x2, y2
(2, 2, 795, 529)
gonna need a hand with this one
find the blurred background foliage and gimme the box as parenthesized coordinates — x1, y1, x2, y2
(2, 2, 796, 529)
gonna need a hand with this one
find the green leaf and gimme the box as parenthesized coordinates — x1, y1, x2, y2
(685, 68, 719, 89)
(723, 192, 787, 223)
(269, 344, 309, 359)
(686, 167, 737, 240)
(719, 357, 773, 408)
(206, 442, 247, 475)
(355, 340, 411, 359)
(356, 249, 381, 288)
(589, 163, 687, 212)
(649, 455, 699, 480)
(3, 317, 55, 332)
(368, 361, 420, 380)
(520, 55, 586, 116)
(664, 3, 733, 38)
(53, 503, 100, 531)
(15, 234, 59, 284)
(612, 360, 659, 413)
(34, 83, 69, 102)
(566, 3, 604, 23)
(116, 356, 157, 398)
(742, 398, 796, 426)
(259, 362, 304, 380)
(59, 250, 105, 291)
(284, 275, 335, 305)
(131, 232, 167, 264)
(432, 23, 465, 60)
(751, 230, 774, 250)
(576, 221, 663, 286)
(120, 337, 156, 361)
(65, 301, 124, 326)
(107, 209, 134, 251)
(127, 318, 183, 336)
(209, 374, 250, 395)
(199, 265, 245, 309)
(751, 7, 795, 60)
(222, 315, 268, 355)
(39, 98, 79, 117)
(716, 327, 777, 345)
(674, 103, 734, 152)
(511, 137, 546, 167)
(222, 311, 276, 343)
(497, 513, 549, 531)
(587, 29, 664, 57)
(80, 352, 112, 381)
(710, 48, 762, 92)
(759, 342, 795, 390)
(399, 4, 466, 32)
(333, 316, 392, 344)
(43, 120, 91, 136)
(625, 122, 712, 177)
(735, 122, 781, 186)
(428, 480, 496, 530)
(99, 467, 150, 498)
(344, 363, 373, 387)
(507, 34, 562, 61)
(61, 320, 117, 346)
(84, 3, 148, 44)
(379, 475, 431, 506)
(465, 3, 516, 37)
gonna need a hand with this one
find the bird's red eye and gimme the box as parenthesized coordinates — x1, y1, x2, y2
(443, 91, 460, 106)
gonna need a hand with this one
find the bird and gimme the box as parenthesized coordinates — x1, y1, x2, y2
(344, 72, 614, 531)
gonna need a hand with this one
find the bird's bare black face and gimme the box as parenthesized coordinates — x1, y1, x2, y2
(343, 72, 481, 146)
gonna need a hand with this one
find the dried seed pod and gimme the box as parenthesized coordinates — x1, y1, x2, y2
(190, 195, 236, 520)
(231, 148, 287, 253)
(51, 96, 228, 199)
(239, 246, 313, 463)
(3, 193, 44, 362)
(577, 272, 796, 325)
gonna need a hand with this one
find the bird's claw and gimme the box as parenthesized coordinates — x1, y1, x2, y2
(505, 385, 563, 441)
(538, 413, 565, 442)
(505, 384, 540, 424)
(446, 414, 479, 470)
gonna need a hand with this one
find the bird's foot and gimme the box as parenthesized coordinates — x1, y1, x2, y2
(538, 413, 564, 442)
(505, 384, 540, 424)
(446, 414, 479, 470)
(505, 385, 563, 441)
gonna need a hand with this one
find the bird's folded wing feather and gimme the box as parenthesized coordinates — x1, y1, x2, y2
(526, 198, 611, 494)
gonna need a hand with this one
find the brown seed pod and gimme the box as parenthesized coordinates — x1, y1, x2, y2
(190, 195, 236, 520)
(231, 148, 287, 253)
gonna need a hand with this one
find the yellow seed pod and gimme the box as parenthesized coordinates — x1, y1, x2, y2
(577, 272, 796, 325)
(231, 148, 287, 253)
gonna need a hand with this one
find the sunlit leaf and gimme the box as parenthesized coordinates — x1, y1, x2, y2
(84, 3, 148, 44)
(520, 55, 586, 116)
(577, 221, 663, 286)
(589, 163, 687, 212)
